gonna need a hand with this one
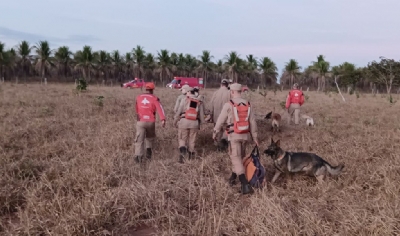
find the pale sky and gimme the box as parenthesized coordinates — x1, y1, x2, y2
(1, 0, 399, 77)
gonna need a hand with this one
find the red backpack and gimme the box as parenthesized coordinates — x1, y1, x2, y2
(230, 100, 251, 134)
(184, 97, 201, 120)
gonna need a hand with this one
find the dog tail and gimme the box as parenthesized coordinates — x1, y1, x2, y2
(301, 114, 311, 119)
(324, 162, 344, 176)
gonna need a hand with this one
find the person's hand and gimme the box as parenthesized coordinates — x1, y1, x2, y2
(212, 132, 217, 141)
(254, 139, 259, 147)
(161, 120, 166, 128)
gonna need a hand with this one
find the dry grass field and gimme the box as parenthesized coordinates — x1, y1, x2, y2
(1, 83, 400, 235)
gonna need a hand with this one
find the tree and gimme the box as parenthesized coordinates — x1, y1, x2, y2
(17, 40, 33, 83)
(132, 45, 146, 80)
(0, 41, 5, 79)
(331, 62, 362, 93)
(74, 45, 96, 82)
(34, 40, 55, 84)
(224, 51, 243, 83)
(55, 46, 73, 80)
(259, 57, 278, 87)
(156, 49, 172, 84)
(311, 55, 330, 91)
(366, 57, 400, 94)
(198, 50, 214, 88)
(284, 59, 301, 88)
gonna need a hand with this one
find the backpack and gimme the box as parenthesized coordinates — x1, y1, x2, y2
(230, 100, 251, 134)
(184, 97, 201, 121)
(243, 146, 266, 188)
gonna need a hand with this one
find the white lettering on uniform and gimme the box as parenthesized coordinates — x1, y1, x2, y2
(143, 115, 150, 119)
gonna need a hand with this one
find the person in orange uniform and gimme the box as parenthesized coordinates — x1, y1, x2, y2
(134, 82, 166, 162)
(285, 83, 305, 125)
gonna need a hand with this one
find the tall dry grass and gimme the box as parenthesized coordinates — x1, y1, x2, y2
(0, 83, 399, 235)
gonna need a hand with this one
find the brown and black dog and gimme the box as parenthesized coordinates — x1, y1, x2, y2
(265, 109, 282, 134)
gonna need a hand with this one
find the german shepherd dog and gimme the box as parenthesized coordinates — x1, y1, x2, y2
(265, 109, 282, 134)
(264, 138, 344, 184)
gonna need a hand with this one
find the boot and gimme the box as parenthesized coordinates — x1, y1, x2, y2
(135, 155, 143, 163)
(146, 148, 152, 160)
(239, 174, 254, 195)
(178, 146, 187, 163)
(188, 152, 195, 159)
(228, 172, 237, 186)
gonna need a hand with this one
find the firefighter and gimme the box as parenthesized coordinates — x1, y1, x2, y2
(174, 84, 190, 113)
(174, 87, 205, 163)
(210, 79, 231, 151)
(285, 83, 305, 125)
(213, 83, 259, 195)
(134, 82, 166, 163)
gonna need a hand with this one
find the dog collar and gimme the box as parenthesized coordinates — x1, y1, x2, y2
(276, 153, 285, 161)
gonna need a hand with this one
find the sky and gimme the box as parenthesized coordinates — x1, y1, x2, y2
(1, 0, 400, 78)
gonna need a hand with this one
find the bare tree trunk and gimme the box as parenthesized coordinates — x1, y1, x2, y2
(334, 76, 346, 102)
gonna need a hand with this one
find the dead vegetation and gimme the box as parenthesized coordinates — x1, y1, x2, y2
(1, 83, 400, 235)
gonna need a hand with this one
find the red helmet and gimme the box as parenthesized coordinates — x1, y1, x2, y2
(145, 82, 155, 90)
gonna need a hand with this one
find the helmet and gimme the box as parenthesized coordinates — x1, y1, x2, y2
(145, 82, 155, 90)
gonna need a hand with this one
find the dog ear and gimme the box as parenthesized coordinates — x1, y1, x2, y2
(276, 139, 281, 147)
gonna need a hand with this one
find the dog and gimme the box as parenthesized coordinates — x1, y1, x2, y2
(263, 138, 344, 184)
(265, 109, 282, 134)
(301, 114, 314, 127)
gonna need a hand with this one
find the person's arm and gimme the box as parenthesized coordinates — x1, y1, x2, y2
(249, 104, 259, 146)
(155, 98, 165, 121)
(174, 98, 184, 126)
(173, 96, 181, 113)
(213, 103, 228, 137)
(199, 102, 206, 125)
(285, 93, 291, 109)
(300, 92, 305, 106)
(135, 98, 140, 121)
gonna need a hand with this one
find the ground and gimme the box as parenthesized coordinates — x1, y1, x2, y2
(0, 83, 399, 235)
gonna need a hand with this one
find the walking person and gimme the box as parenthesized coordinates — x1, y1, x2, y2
(174, 84, 190, 113)
(213, 83, 259, 195)
(285, 83, 305, 125)
(134, 82, 166, 163)
(210, 79, 231, 150)
(174, 87, 205, 163)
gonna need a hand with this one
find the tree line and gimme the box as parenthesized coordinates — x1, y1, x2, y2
(0, 40, 399, 93)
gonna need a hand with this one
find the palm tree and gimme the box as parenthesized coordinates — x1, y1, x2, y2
(259, 57, 278, 87)
(284, 59, 302, 88)
(132, 45, 146, 80)
(17, 40, 33, 84)
(197, 50, 214, 88)
(245, 54, 258, 85)
(55, 46, 73, 81)
(143, 53, 156, 80)
(74, 45, 96, 82)
(110, 50, 123, 82)
(34, 40, 55, 84)
(156, 49, 172, 84)
(224, 51, 243, 83)
(185, 54, 197, 77)
(177, 53, 186, 76)
(3, 49, 17, 80)
(96, 50, 110, 83)
(312, 55, 330, 91)
(0, 41, 5, 79)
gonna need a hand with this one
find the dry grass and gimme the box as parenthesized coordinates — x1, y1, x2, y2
(0, 83, 400, 235)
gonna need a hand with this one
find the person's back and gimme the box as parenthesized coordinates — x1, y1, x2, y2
(136, 93, 165, 122)
(134, 82, 166, 163)
(175, 93, 205, 129)
(285, 83, 304, 125)
(210, 81, 231, 123)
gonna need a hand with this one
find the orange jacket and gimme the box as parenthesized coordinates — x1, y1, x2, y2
(285, 89, 304, 109)
(135, 94, 166, 122)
